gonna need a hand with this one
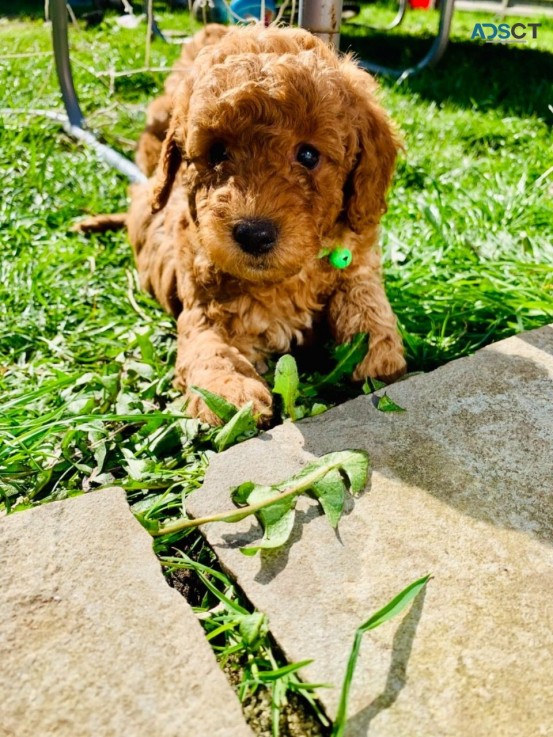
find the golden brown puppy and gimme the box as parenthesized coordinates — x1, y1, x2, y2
(93, 25, 407, 425)
(136, 24, 229, 176)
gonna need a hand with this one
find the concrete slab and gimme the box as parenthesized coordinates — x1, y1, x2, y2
(187, 325, 553, 737)
(0, 488, 252, 737)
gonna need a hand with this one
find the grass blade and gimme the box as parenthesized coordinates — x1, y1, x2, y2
(332, 575, 431, 737)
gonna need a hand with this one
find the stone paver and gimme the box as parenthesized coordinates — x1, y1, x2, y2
(188, 325, 553, 737)
(0, 488, 252, 737)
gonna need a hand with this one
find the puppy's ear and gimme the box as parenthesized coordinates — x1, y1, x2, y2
(342, 65, 400, 234)
(150, 73, 194, 213)
(151, 114, 183, 213)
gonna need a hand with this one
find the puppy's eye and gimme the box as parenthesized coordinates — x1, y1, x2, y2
(296, 144, 320, 170)
(208, 141, 228, 166)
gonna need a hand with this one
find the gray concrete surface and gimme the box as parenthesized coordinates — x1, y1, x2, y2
(0, 488, 253, 737)
(188, 325, 553, 737)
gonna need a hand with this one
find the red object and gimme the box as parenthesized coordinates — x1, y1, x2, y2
(409, 0, 431, 8)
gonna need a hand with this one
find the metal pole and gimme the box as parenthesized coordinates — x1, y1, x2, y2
(299, 0, 344, 47)
(64, 123, 147, 183)
(359, 0, 408, 32)
(300, 0, 453, 78)
(359, 0, 456, 80)
(50, 0, 147, 182)
(51, 0, 83, 126)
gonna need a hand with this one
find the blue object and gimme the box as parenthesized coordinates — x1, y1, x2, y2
(192, 0, 230, 23)
(230, 0, 276, 23)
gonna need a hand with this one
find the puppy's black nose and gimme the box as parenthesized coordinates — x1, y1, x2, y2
(233, 219, 278, 255)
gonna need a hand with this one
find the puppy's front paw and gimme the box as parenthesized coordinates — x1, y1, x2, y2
(354, 341, 407, 384)
(185, 373, 273, 426)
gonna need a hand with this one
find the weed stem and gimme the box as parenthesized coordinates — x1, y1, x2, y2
(153, 461, 339, 537)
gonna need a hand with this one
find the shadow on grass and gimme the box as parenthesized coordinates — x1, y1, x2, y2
(341, 28, 553, 119)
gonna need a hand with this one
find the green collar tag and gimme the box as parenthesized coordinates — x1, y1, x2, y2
(318, 246, 353, 270)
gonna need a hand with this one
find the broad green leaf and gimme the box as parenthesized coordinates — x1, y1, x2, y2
(318, 450, 370, 495)
(126, 360, 155, 379)
(311, 468, 345, 528)
(94, 440, 107, 473)
(238, 612, 268, 645)
(134, 328, 156, 364)
(121, 448, 150, 480)
(213, 402, 257, 452)
(177, 418, 201, 442)
(66, 395, 96, 415)
(189, 386, 238, 423)
(241, 508, 295, 554)
(73, 371, 96, 387)
(273, 354, 300, 420)
(272, 457, 335, 492)
(239, 485, 297, 554)
(268, 450, 369, 498)
(294, 405, 306, 420)
(115, 391, 144, 415)
(376, 393, 406, 413)
(232, 481, 257, 505)
(147, 423, 182, 455)
(249, 485, 297, 526)
(237, 484, 278, 507)
(332, 333, 368, 368)
(309, 403, 328, 417)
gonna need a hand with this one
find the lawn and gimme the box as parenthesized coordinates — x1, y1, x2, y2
(0, 3, 552, 734)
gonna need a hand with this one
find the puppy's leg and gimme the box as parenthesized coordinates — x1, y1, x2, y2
(176, 310, 273, 426)
(328, 248, 406, 383)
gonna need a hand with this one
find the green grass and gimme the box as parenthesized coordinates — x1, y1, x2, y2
(343, 7, 553, 367)
(0, 4, 552, 734)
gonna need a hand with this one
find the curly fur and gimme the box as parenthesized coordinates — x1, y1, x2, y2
(125, 24, 406, 424)
(136, 24, 229, 176)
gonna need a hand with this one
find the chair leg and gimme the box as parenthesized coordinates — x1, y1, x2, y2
(358, 0, 456, 80)
(51, 0, 83, 126)
(302, 0, 455, 79)
(356, 0, 408, 32)
(50, 0, 147, 182)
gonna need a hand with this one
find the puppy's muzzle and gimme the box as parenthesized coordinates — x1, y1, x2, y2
(233, 218, 278, 256)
